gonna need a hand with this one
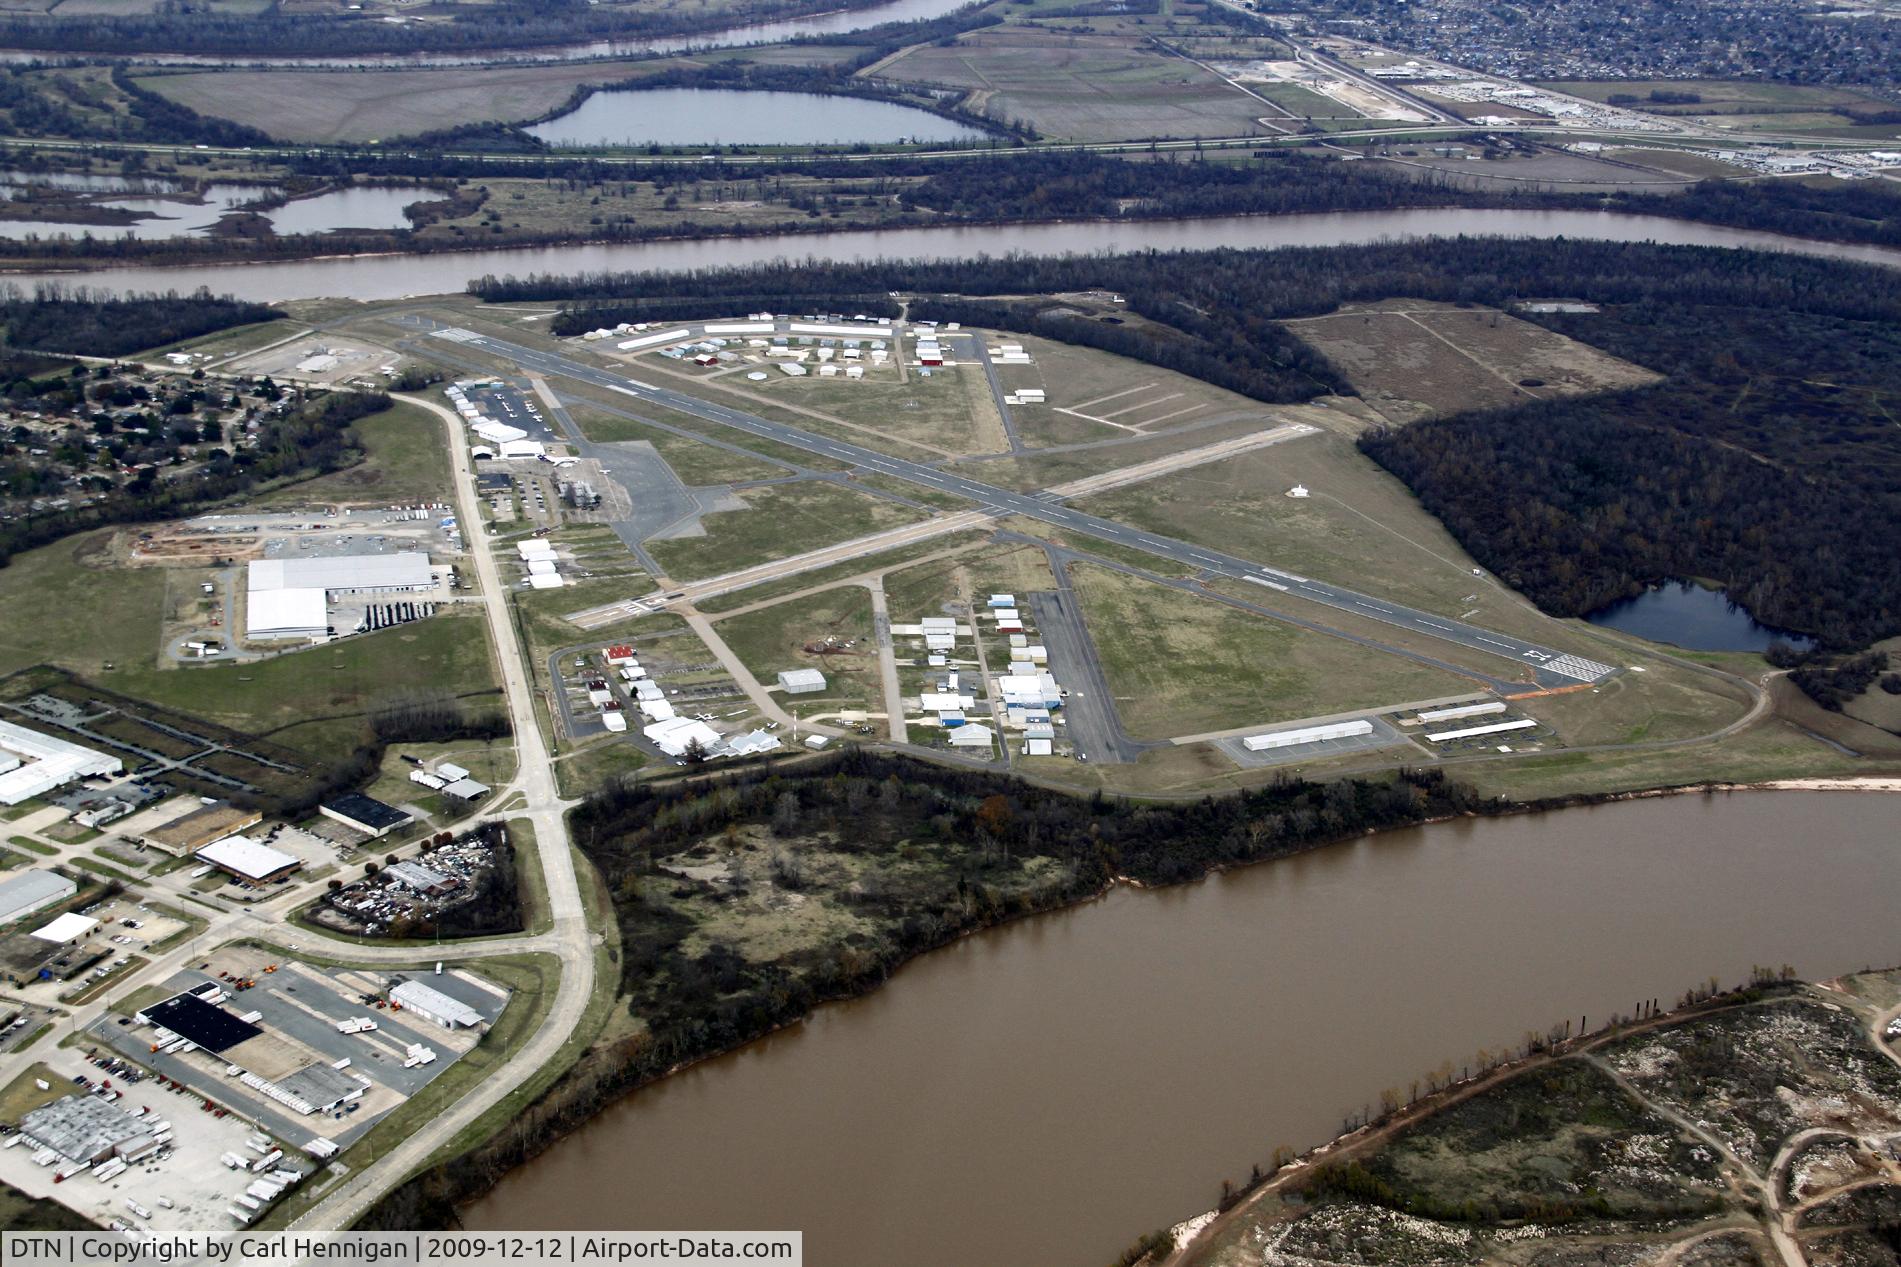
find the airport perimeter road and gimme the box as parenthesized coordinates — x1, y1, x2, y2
(429, 328, 1616, 689)
(287, 396, 601, 1232)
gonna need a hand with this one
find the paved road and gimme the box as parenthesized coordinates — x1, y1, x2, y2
(1024, 582, 1153, 764)
(291, 395, 600, 1231)
(427, 325, 1616, 689)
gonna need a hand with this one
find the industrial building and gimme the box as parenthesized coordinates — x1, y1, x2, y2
(31, 912, 99, 945)
(0, 720, 122, 806)
(1424, 718, 1540, 743)
(391, 979, 484, 1030)
(245, 552, 434, 642)
(196, 834, 304, 885)
(0, 869, 78, 926)
(643, 716, 722, 758)
(778, 668, 827, 695)
(384, 861, 461, 898)
(245, 589, 329, 641)
(19, 1094, 158, 1165)
(320, 794, 412, 839)
(1243, 720, 1374, 751)
(144, 801, 264, 856)
(249, 553, 435, 597)
(1414, 701, 1507, 725)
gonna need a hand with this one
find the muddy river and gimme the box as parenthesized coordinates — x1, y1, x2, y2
(463, 790, 1899, 1267)
(8, 208, 1899, 303)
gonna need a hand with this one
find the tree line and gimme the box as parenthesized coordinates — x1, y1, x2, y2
(0, 284, 280, 357)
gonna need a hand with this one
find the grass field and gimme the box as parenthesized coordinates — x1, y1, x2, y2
(1069, 563, 1471, 739)
(132, 44, 857, 144)
(746, 366, 1009, 457)
(986, 330, 1286, 448)
(554, 739, 648, 798)
(0, 530, 169, 679)
(715, 586, 881, 710)
(645, 480, 931, 582)
(1281, 300, 1660, 424)
(1071, 429, 1578, 642)
(254, 399, 452, 508)
(876, 25, 1272, 142)
(112, 607, 498, 738)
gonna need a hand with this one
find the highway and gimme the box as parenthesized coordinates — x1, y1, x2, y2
(430, 325, 1616, 689)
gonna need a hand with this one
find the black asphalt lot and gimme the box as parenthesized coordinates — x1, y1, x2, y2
(430, 325, 1615, 690)
(1024, 585, 1152, 764)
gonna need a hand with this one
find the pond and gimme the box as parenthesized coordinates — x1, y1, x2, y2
(1584, 579, 1816, 652)
(0, 182, 435, 241)
(527, 87, 993, 147)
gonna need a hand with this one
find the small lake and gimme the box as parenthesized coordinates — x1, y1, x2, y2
(1585, 580, 1816, 652)
(0, 183, 434, 241)
(527, 87, 992, 148)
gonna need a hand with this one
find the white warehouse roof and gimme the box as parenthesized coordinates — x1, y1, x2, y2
(0, 720, 122, 806)
(249, 553, 433, 595)
(1425, 718, 1539, 743)
(644, 717, 722, 758)
(31, 912, 99, 943)
(391, 980, 483, 1028)
(1243, 720, 1372, 751)
(246, 588, 329, 641)
(196, 834, 302, 881)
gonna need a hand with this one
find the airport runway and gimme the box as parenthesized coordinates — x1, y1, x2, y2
(428, 325, 1617, 689)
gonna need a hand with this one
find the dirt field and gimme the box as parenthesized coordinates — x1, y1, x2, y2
(874, 26, 1273, 142)
(1280, 300, 1660, 423)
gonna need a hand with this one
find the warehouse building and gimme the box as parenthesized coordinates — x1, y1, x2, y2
(777, 668, 827, 695)
(246, 552, 434, 642)
(19, 1094, 155, 1165)
(30, 912, 99, 945)
(643, 716, 722, 758)
(391, 979, 484, 1030)
(1424, 718, 1540, 743)
(0, 720, 122, 806)
(1414, 701, 1507, 725)
(249, 553, 435, 597)
(320, 794, 412, 839)
(245, 588, 329, 641)
(145, 801, 264, 856)
(196, 834, 304, 885)
(1243, 720, 1373, 751)
(385, 861, 461, 898)
(0, 869, 78, 926)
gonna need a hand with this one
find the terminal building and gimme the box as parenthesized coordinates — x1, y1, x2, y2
(0, 720, 122, 806)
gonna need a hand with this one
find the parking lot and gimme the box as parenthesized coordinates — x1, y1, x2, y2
(84, 947, 507, 1155)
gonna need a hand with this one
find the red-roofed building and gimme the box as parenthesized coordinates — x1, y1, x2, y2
(605, 645, 636, 666)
